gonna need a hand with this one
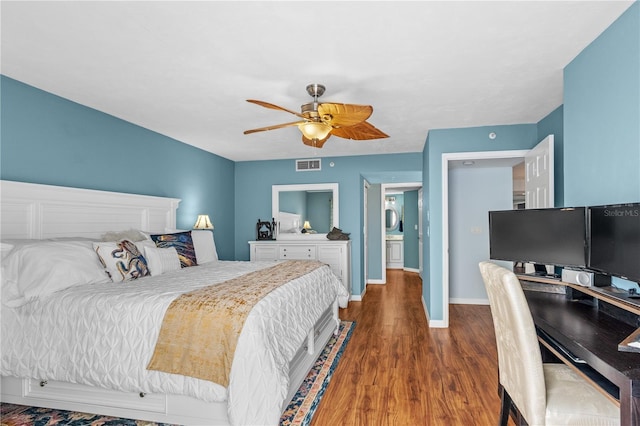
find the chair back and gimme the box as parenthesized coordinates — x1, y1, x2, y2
(479, 261, 546, 425)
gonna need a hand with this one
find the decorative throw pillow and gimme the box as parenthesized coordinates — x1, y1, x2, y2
(93, 240, 150, 282)
(150, 231, 198, 268)
(144, 246, 181, 276)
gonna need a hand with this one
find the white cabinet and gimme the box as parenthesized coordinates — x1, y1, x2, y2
(249, 240, 351, 300)
(386, 240, 404, 269)
(252, 244, 279, 261)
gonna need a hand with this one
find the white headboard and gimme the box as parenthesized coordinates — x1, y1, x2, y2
(278, 211, 301, 233)
(0, 180, 180, 239)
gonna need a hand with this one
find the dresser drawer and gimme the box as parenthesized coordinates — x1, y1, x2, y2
(279, 245, 316, 260)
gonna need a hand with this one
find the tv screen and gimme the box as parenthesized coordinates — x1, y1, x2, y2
(489, 207, 587, 268)
(588, 204, 640, 283)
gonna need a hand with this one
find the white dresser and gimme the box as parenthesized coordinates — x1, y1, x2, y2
(249, 240, 351, 299)
(386, 239, 404, 269)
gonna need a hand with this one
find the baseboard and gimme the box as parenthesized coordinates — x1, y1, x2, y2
(350, 284, 366, 302)
(421, 296, 431, 324)
(403, 267, 420, 273)
(428, 318, 448, 328)
(367, 279, 385, 285)
(449, 298, 490, 305)
(422, 295, 449, 328)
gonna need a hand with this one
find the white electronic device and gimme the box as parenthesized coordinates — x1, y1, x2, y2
(561, 269, 594, 287)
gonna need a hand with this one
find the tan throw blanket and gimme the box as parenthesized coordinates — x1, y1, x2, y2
(147, 260, 324, 387)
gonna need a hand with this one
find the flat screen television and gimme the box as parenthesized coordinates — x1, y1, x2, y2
(489, 207, 588, 273)
(588, 203, 640, 284)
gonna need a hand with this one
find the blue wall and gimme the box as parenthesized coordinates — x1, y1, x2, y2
(421, 2, 640, 323)
(234, 154, 423, 296)
(422, 124, 539, 321)
(0, 76, 237, 260)
(448, 166, 513, 301)
(563, 2, 640, 206)
(403, 189, 420, 271)
(279, 191, 307, 219)
(307, 192, 332, 233)
(366, 183, 383, 281)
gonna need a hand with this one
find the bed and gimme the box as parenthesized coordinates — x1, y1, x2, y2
(0, 180, 349, 425)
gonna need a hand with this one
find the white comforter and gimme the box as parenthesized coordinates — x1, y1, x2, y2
(1, 260, 348, 425)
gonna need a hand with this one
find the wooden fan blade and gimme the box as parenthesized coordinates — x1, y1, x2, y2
(243, 120, 305, 135)
(246, 99, 306, 119)
(317, 103, 373, 126)
(302, 134, 331, 148)
(330, 121, 389, 140)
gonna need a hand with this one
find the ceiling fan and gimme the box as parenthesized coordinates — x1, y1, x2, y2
(243, 84, 389, 148)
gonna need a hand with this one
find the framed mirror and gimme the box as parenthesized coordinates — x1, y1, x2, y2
(385, 206, 399, 231)
(272, 183, 339, 240)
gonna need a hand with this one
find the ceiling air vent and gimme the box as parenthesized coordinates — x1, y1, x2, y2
(296, 159, 321, 172)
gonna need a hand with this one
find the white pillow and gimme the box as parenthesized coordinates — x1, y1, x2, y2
(144, 246, 181, 276)
(1, 240, 110, 307)
(1, 242, 15, 260)
(191, 230, 218, 263)
(93, 240, 150, 282)
(1, 237, 96, 261)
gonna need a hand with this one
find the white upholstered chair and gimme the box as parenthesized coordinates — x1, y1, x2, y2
(478, 261, 620, 426)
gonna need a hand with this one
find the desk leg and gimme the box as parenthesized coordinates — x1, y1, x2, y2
(620, 383, 640, 425)
(498, 384, 510, 426)
(631, 392, 639, 426)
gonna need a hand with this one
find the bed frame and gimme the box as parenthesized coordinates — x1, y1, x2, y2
(0, 180, 338, 425)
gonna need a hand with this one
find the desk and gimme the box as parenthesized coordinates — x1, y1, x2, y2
(519, 277, 640, 425)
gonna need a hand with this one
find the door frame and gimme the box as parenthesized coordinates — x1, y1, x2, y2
(381, 182, 422, 284)
(363, 179, 370, 291)
(440, 149, 529, 328)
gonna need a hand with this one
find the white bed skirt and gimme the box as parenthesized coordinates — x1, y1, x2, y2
(1, 301, 338, 426)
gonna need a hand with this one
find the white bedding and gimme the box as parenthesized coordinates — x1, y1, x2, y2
(1, 260, 348, 425)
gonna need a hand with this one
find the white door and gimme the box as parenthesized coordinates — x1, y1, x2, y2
(525, 135, 554, 209)
(524, 134, 555, 274)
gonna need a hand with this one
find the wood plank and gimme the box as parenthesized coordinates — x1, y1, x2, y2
(311, 270, 503, 425)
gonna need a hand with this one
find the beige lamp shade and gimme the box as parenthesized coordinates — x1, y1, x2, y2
(193, 214, 214, 230)
(303, 220, 312, 230)
(298, 122, 332, 140)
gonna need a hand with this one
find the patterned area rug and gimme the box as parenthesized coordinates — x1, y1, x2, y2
(0, 321, 355, 426)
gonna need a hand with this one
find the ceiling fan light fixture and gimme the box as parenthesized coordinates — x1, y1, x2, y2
(298, 121, 332, 141)
(244, 84, 387, 148)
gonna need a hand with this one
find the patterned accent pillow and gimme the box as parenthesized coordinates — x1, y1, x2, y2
(93, 240, 150, 282)
(150, 231, 198, 268)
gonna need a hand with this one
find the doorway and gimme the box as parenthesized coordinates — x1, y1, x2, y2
(381, 182, 422, 284)
(440, 150, 529, 328)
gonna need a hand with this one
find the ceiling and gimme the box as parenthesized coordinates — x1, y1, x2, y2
(1, 1, 634, 162)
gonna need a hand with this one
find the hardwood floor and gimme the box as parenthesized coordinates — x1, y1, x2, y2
(311, 269, 502, 426)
